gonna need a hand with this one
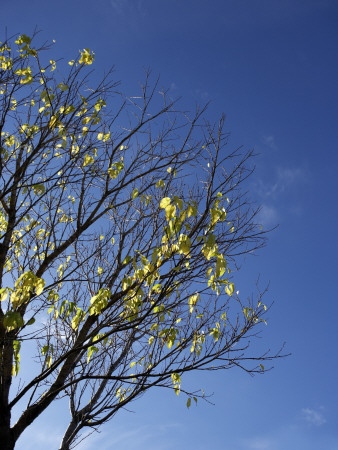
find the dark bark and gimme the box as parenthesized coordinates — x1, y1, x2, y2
(0, 325, 14, 449)
(0, 385, 14, 449)
(0, 425, 15, 450)
(0, 383, 14, 449)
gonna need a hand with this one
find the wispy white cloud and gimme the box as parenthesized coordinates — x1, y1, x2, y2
(194, 88, 210, 101)
(240, 436, 278, 450)
(255, 166, 307, 199)
(301, 407, 326, 426)
(251, 438, 276, 449)
(73, 423, 181, 450)
(110, 0, 123, 14)
(18, 424, 64, 449)
(253, 164, 307, 226)
(275, 167, 306, 192)
(257, 204, 279, 228)
(170, 82, 178, 91)
(262, 135, 278, 151)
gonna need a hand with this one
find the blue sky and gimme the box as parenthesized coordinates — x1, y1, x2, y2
(1, 0, 338, 449)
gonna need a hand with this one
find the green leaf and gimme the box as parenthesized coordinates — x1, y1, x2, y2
(3, 311, 24, 331)
(12, 340, 21, 376)
(187, 398, 191, 408)
(41, 345, 49, 356)
(122, 256, 131, 265)
(15, 34, 32, 45)
(58, 82, 69, 92)
(25, 317, 36, 326)
(173, 196, 183, 210)
(32, 184, 45, 195)
(82, 116, 91, 125)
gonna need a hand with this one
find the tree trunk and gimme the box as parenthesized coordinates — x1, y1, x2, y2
(0, 408, 15, 450)
(0, 329, 15, 450)
(0, 431, 15, 450)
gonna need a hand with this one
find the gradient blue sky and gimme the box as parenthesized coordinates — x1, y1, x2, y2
(1, 1, 338, 449)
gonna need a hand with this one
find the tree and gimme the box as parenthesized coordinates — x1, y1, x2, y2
(0, 34, 275, 449)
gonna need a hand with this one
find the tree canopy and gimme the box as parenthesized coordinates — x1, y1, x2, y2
(0, 34, 275, 449)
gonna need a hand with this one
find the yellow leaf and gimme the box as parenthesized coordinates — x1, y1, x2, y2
(160, 197, 171, 209)
(78, 49, 95, 65)
(225, 283, 234, 296)
(83, 154, 94, 167)
(155, 179, 165, 189)
(187, 203, 197, 218)
(179, 240, 191, 256)
(189, 294, 198, 313)
(49, 116, 57, 129)
(165, 204, 176, 221)
(132, 188, 139, 199)
(82, 116, 91, 125)
(0, 288, 8, 302)
(35, 278, 45, 296)
(102, 132, 110, 142)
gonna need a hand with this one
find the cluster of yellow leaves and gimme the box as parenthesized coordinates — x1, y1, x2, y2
(15, 66, 33, 84)
(89, 288, 112, 316)
(9, 271, 45, 309)
(78, 49, 95, 65)
(108, 157, 124, 179)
